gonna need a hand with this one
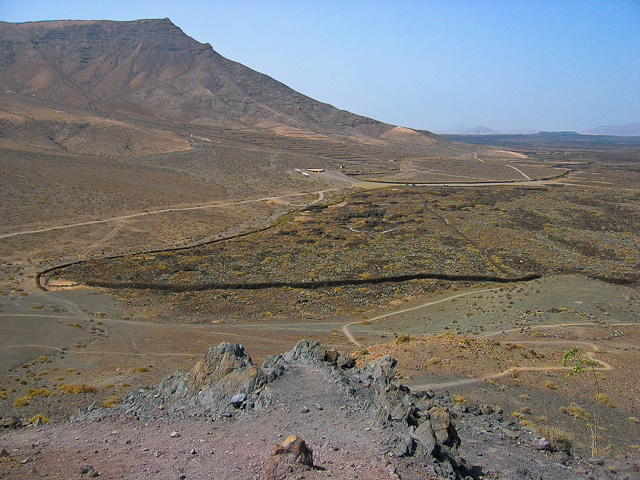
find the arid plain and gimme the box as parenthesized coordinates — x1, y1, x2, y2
(2, 107, 640, 460)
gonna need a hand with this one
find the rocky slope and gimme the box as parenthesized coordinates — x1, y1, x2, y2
(0, 18, 436, 144)
(2, 340, 632, 480)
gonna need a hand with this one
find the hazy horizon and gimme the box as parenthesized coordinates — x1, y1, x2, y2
(1, 0, 638, 133)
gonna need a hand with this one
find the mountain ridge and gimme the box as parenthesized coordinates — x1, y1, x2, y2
(0, 18, 435, 145)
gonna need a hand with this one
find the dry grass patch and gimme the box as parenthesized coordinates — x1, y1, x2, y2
(58, 384, 98, 394)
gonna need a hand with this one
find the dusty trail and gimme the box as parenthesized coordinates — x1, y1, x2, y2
(341, 288, 499, 346)
(0, 188, 341, 240)
(342, 286, 632, 392)
(507, 164, 533, 180)
(410, 340, 613, 392)
(81, 220, 124, 257)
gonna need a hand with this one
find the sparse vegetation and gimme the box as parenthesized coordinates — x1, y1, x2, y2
(29, 414, 50, 424)
(394, 334, 412, 345)
(57, 384, 98, 394)
(100, 395, 122, 408)
(596, 393, 614, 408)
(535, 425, 573, 454)
(13, 397, 30, 408)
(565, 402, 590, 419)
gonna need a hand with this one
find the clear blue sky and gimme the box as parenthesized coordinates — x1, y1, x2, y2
(1, 0, 638, 133)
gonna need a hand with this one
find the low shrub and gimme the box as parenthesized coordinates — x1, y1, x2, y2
(57, 384, 98, 394)
(100, 395, 122, 408)
(536, 425, 573, 454)
(13, 397, 29, 407)
(596, 393, 615, 408)
(29, 414, 50, 424)
(394, 334, 412, 345)
(565, 402, 590, 419)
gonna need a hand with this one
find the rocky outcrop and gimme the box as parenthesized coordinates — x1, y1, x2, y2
(158, 342, 266, 409)
(81, 340, 468, 479)
(359, 353, 468, 478)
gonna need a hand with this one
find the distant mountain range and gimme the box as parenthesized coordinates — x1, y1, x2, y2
(0, 18, 436, 145)
(441, 126, 538, 135)
(441, 122, 640, 137)
(582, 122, 640, 137)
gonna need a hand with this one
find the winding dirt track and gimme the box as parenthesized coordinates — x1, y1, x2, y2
(0, 188, 339, 240)
(341, 288, 500, 346)
(410, 341, 613, 392)
(342, 290, 633, 392)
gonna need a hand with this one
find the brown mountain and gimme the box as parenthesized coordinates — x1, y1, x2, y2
(0, 18, 434, 144)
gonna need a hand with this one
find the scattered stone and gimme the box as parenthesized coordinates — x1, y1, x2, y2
(0, 448, 10, 458)
(553, 451, 570, 465)
(339, 356, 356, 370)
(80, 465, 99, 477)
(391, 433, 416, 457)
(616, 473, 640, 480)
(229, 393, 246, 408)
(0, 417, 22, 429)
(170, 431, 180, 438)
(532, 436, 551, 451)
(324, 349, 339, 363)
(514, 466, 533, 479)
(298, 407, 310, 414)
(259, 435, 314, 480)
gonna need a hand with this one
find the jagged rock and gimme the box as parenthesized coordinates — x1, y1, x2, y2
(414, 420, 437, 456)
(156, 342, 266, 412)
(259, 435, 314, 480)
(229, 393, 246, 408)
(430, 407, 459, 448)
(373, 383, 416, 426)
(283, 339, 325, 363)
(367, 355, 397, 385)
(262, 354, 288, 382)
(339, 356, 356, 370)
(187, 343, 265, 397)
(391, 433, 416, 457)
(0, 448, 10, 458)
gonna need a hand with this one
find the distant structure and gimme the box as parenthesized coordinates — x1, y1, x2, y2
(306, 168, 325, 173)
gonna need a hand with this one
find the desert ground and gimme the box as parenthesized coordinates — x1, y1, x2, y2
(1, 124, 639, 477)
